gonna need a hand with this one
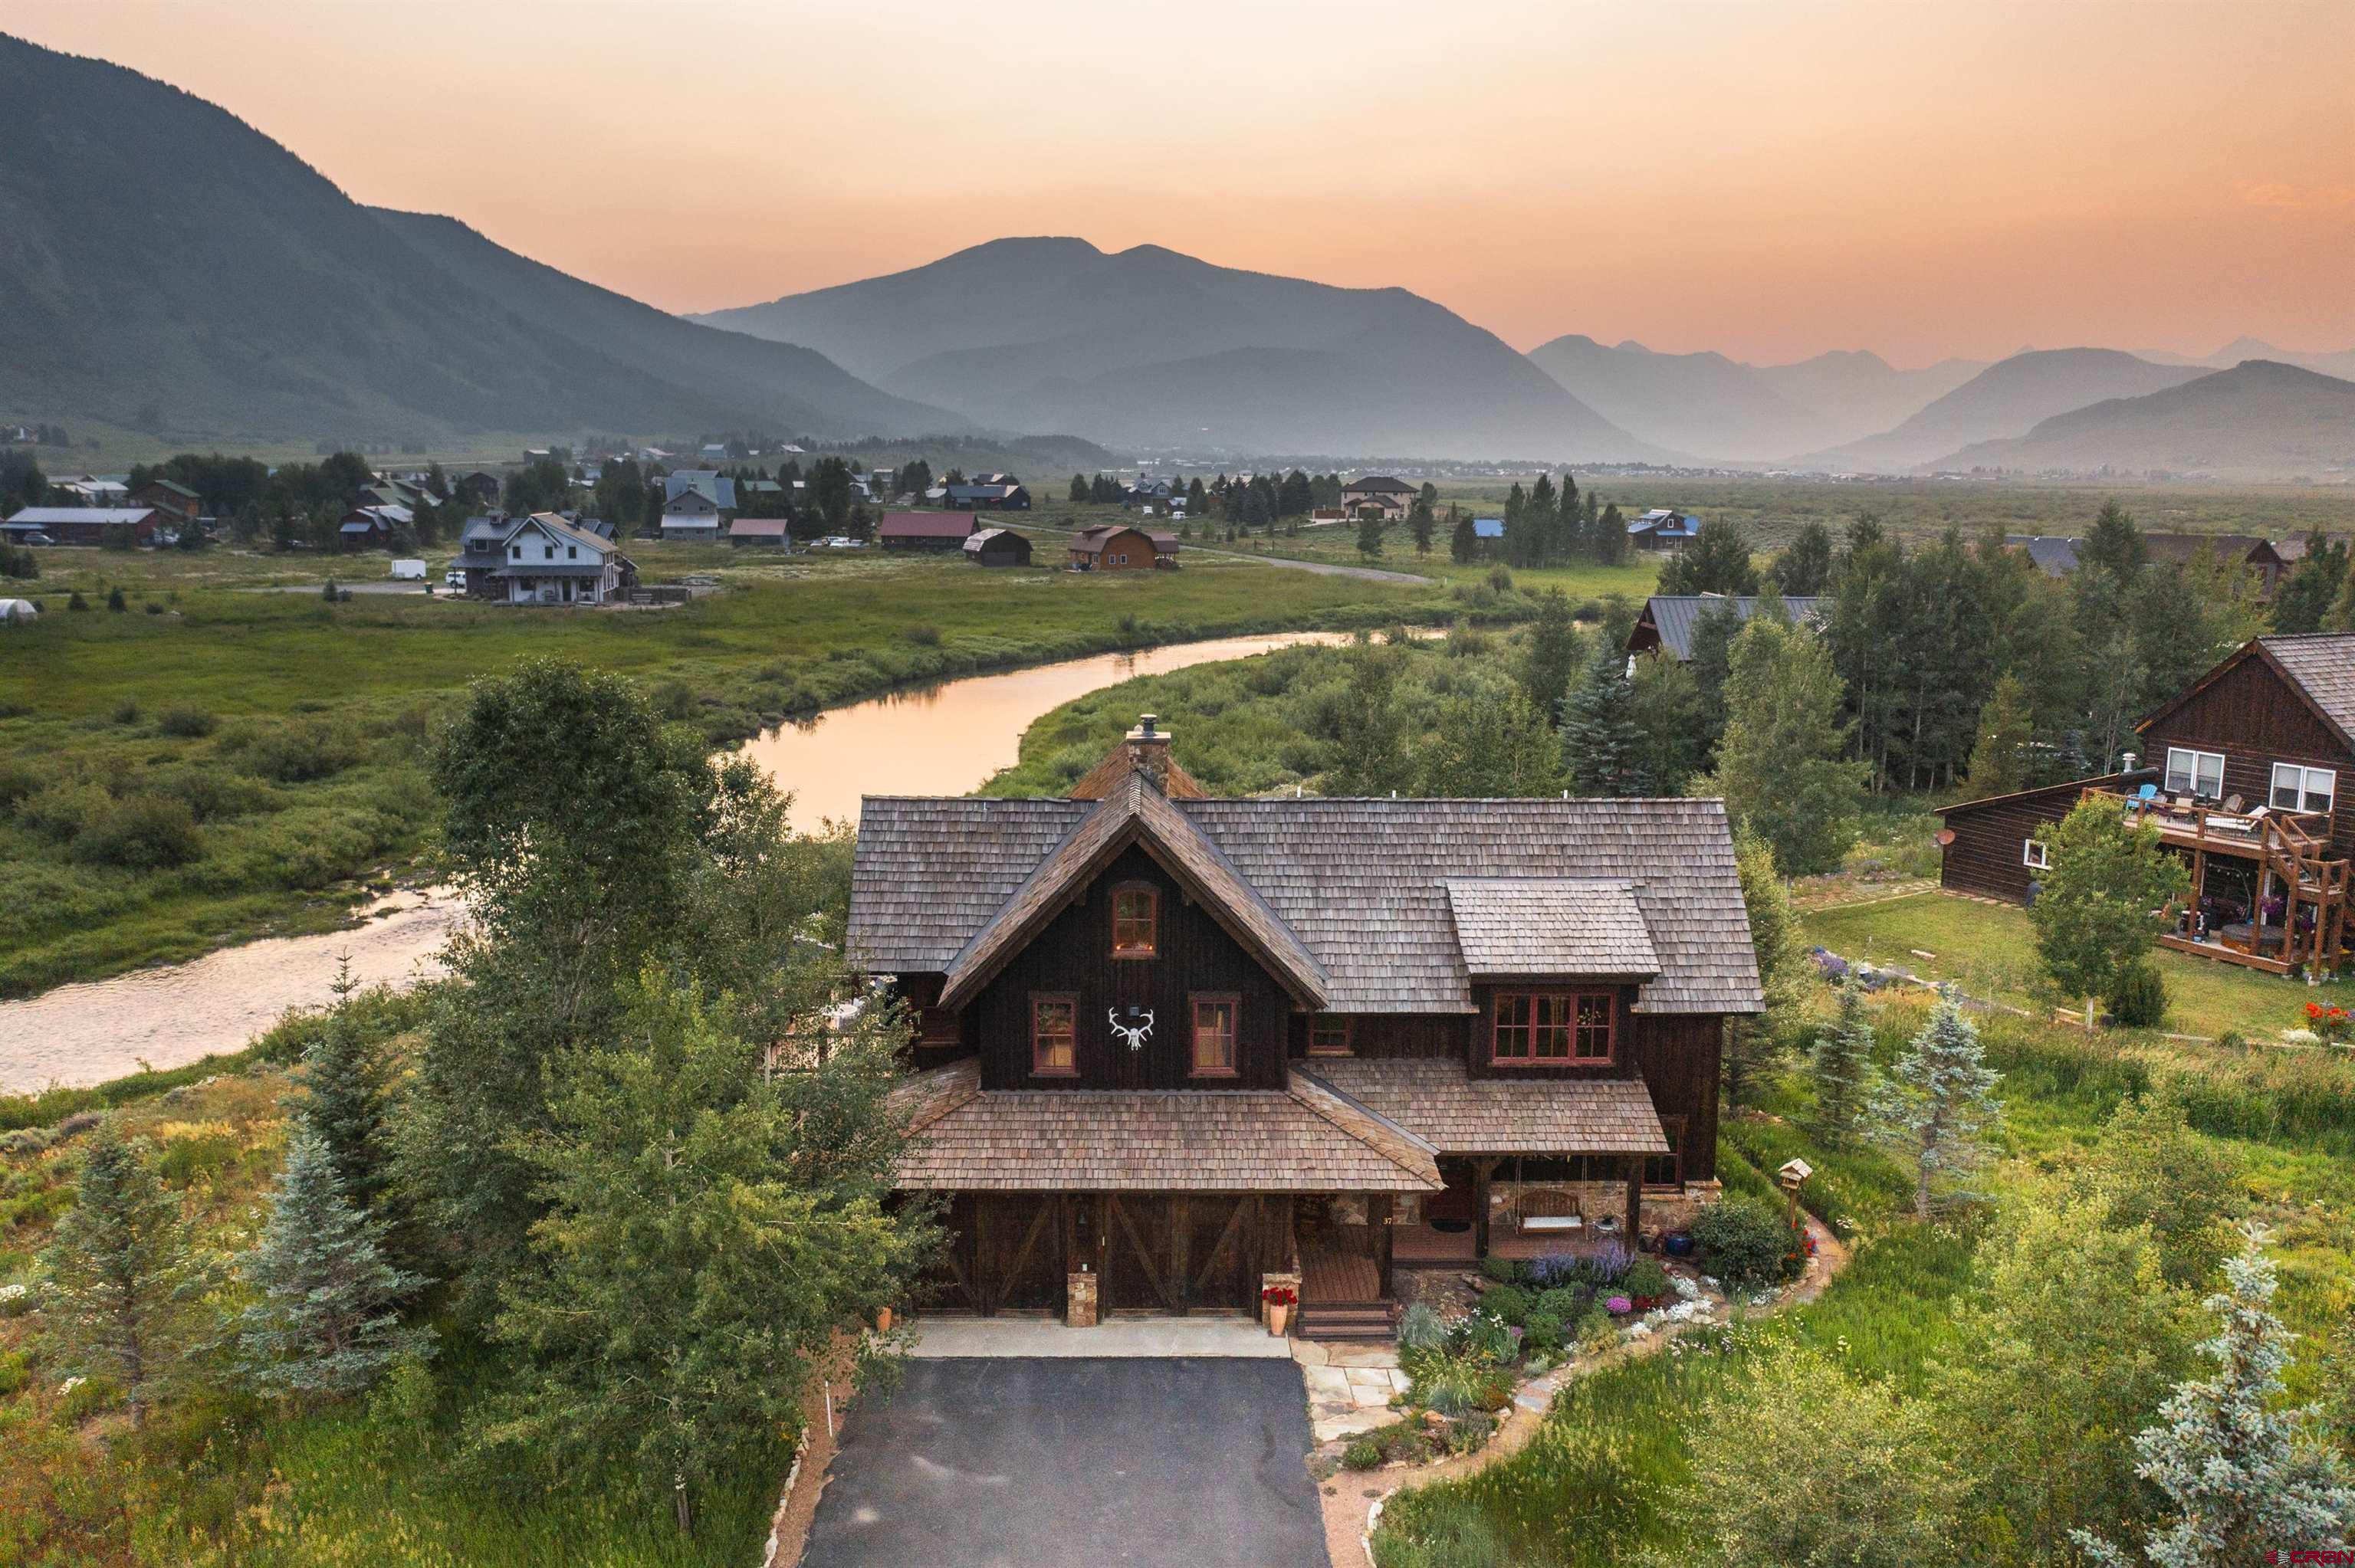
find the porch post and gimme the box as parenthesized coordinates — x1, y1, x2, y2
(1370, 1193, 1394, 1293)
(1472, 1158, 1498, 1258)
(1171, 1196, 1191, 1317)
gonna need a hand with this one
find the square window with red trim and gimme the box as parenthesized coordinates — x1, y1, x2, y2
(1111, 884, 1158, 958)
(1493, 990, 1615, 1064)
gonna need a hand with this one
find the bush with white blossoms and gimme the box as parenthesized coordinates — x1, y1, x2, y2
(0, 1281, 30, 1317)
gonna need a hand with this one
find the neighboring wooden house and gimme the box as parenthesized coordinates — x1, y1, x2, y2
(963, 526, 1033, 568)
(849, 718, 1762, 1332)
(879, 512, 978, 552)
(1627, 509, 1701, 551)
(1936, 634, 2355, 974)
(453, 471, 501, 506)
(2142, 534, 2289, 599)
(728, 518, 793, 548)
(130, 479, 202, 527)
(450, 512, 636, 604)
(1341, 476, 1414, 520)
(2, 507, 159, 546)
(1625, 595, 1827, 662)
(1068, 523, 1175, 571)
(2005, 535, 2081, 577)
(944, 482, 1032, 511)
(337, 504, 410, 549)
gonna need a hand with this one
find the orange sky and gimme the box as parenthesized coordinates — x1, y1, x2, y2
(14, 0, 2352, 365)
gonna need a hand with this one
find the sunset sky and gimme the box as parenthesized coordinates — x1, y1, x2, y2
(13, 1, 2351, 366)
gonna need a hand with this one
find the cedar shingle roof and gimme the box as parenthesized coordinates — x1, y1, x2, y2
(931, 775, 1329, 1012)
(1301, 1057, 1670, 1155)
(2257, 635, 2355, 748)
(888, 1060, 1440, 1191)
(1446, 879, 1660, 979)
(849, 795, 1761, 1015)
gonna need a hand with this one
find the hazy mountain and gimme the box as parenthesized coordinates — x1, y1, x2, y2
(1524, 336, 1986, 461)
(1933, 361, 2355, 481)
(1804, 349, 2209, 473)
(0, 34, 956, 445)
(2135, 337, 2355, 379)
(697, 238, 1666, 462)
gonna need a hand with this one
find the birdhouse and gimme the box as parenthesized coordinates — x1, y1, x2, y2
(1778, 1157, 1814, 1191)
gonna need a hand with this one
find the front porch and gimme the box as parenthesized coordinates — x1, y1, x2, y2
(2086, 786, 2350, 975)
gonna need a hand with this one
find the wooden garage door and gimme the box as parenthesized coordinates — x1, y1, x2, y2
(1101, 1194, 1260, 1314)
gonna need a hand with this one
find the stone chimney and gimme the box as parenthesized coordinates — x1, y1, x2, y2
(1125, 713, 1171, 791)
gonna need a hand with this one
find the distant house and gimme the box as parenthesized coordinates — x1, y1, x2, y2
(3, 507, 159, 546)
(2005, 536, 2082, 578)
(878, 512, 978, 551)
(1627, 510, 1702, 551)
(1069, 523, 1177, 571)
(1625, 595, 1828, 662)
(1341, 476, 1414, 520)
(131, 479, 202, 527)
(963, 526, 1033, 568)
(728, 518, 793, 548)
(452, 512, 636, 605)
(662, 471, 738, 510)
(57, 475, 130, 507)
(944, 483, 1031, 511)
(338, 504, 411, 550)
(2143, 534, 2289, 599)
(452, 471, 501, 507)
(659, 489, 723, 541)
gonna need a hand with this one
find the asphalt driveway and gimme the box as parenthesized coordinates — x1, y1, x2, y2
(801, 1357, 1329, 1568)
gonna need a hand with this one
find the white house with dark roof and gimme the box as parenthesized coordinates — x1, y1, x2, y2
(452, 511, 635, 605)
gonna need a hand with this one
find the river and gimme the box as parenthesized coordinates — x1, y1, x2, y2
(0, 630, 1367, 1093)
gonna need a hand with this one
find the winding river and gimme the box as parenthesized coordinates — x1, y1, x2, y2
(0, 631, 1365, 1093)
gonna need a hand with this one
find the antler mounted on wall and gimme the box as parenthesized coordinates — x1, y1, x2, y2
(1107, 1008, 1155, 1051)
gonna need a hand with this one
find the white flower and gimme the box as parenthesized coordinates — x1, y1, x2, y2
(58, 1376, 84, 1395)
(0, 1284, 26, 1302)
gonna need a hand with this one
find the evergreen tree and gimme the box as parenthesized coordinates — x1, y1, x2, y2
(2028, 796, 2188, 1027)
(1416, 694, 1566, 797)
(2272, 530, 2346, 634)
(1959, 671, 2035, 799)
(1808, 973, 1874, 1145)
(296, 959, 395, 1213)
(39, 1122, 208, 1423)
(1278, 468, 1315, 517)
(1355, 510, 1384, 559)
(1870, 992, 2004, 1220)
(1068, 473, 1088, 503)
(1186, 476, 1206, 516)
(1630, 654, 1706, 793)
(1526, 474, 1558, 566)
(1723, 830, 1806, 1108)
(483, 971, 934, 1537)
(1448, 507, 1476, 564)
(2075, 1225, 2355, 1567)
(1655, 517, 1759, 595)
(1589, 492, 1619, 566)
(1707, 615, 1867, 875)
(1501, 481, 1528, 566)
(1559, 638, 1649, 795)
(237, 1118, 427, 1403)
(1517, 589, 1583, 725)
(1770, 520, 1835, 595)
(1408, 493, 1435, 556)
(1557, 473, 1583, 559)
(2078, 498, 2146, 578)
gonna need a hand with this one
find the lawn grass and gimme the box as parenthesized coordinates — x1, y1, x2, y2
(1796, 887, 2335, 1041)
(1, 545, 1452, 994)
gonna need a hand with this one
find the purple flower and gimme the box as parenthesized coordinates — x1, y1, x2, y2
(1606, 1295, 1633, 1314)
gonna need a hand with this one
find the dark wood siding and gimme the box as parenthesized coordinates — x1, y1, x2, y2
(1937, 769, 2150, 904)
(967, 845, 1294, 1091)
(2143, 652, 2355, 855)
(1292, 1012, 1468, 1060)
(1628, 1012, 1719, 1184)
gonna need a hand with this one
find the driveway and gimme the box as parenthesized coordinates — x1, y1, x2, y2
(801, 1357, 1330, 1568)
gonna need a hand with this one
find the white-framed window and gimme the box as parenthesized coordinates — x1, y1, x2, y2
(2023, 838, 2051, 870)
(2271, 763, 2337, 814)
(2164, 746, 2225, 799)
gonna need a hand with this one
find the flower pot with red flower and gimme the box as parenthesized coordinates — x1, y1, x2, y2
(1261, 1284, 1297, 1336)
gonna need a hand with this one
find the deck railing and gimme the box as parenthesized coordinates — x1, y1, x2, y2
(2083, 787, 2330, 855)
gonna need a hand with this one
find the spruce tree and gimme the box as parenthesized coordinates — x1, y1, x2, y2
(1408, 494, 1435, 556)
(1595, 499, 1625, 566)
(1808, 973, 1874, 1145)
(1449, 507, 1475, 564)
(1557, 473, 1583, 560)
(1355, 510, 1384, 559)
(297, 958, 392, 1212)
(1068, 473, 1088, 503)
(1722, 831, 1805, 1107)
(40, 1122, 208, 1424)
(1959, 671, 2035, 799)
(1870, 992, 2004, 1220)
(237, 1118, 427, 1403)
(2075, 1225, 2355, 1566)
(1559, 637, 1650, 795)
(1518, 589, 1583, 724)
(1502, 481, 1527, 566)
(1526, 474, 1557, 566)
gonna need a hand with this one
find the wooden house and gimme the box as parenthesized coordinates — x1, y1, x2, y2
(962, 526, 1033, 568)
(2141, 534, 2289, 599)
(337, 504, 409, 549)
(879, 512, 979, 552)
(1627, 510, 1702, 551)
(450, 511, 635, 604)
(1067, 523, 1175, 571)
(1936, 634, 2355, 974)
(1625, 595, 1827, 662)
(2, 507, 159, 546)
(130, 479, 202, 527)
(659, 488, 722, 541)
(849, 718, 1762, 1335)
(944, 483, 1033, 511)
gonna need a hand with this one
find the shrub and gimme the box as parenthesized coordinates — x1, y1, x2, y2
(1398, 1301, 1448, 1352)
(1461, 1315, 1515, 1365)
(107, 587, 126, 612)
(1623, 1256, 1670, 1300)
(1480, 1255, 1526, 1285)
(0, 760, 39, 812)
(1689, 1196, 1801, 1290)
(2104, 959, 2168, 1028)
(1575, 1305, 1615, 1352)
(902, 622, 942, 647)
(67, 591, 88, 611)
(67, 793, 202, 870)
(110, 699, 141, 725)
(234, 716, 363, 782)
(1535, 1285, 1586, 1323)
(1480, 1284, 1531, 1327)
(1485, 566, 1514, 592)
(1442, 1410, 1496, 1456)
(18, 779, 111, 841)
(1343, 1439, 1384, 1471)
(1521, 1310, 1563, 1353)
(156, 706, 218, 738)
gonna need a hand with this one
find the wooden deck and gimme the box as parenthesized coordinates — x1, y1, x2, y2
(1299, 1248, 1381, 1305)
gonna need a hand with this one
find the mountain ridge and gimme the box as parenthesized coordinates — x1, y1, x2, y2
(1929, 360, 2355, 480)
